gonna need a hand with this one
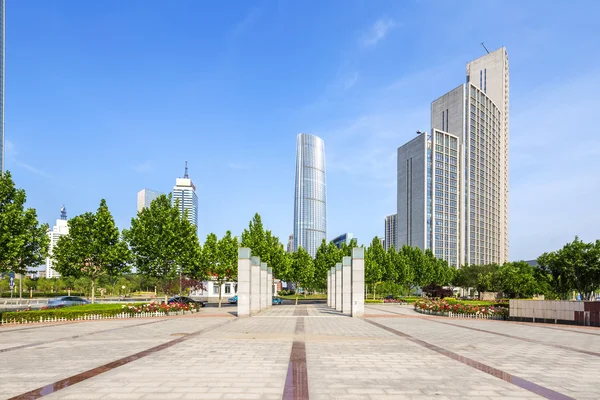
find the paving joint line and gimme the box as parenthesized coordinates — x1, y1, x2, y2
(365, 318, 574, 400)
(7, 318, 235, 400)
(367, 305, 600, 357)
(282, 306, 309, 400)
(0, 318, 170, 353)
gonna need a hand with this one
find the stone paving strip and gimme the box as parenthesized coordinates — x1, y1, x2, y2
(366, 319, 573, 400)
(305, 315, 546, 400)
(282, 308, 309, 400)
(0, 317, 230, 399)
(366, 305, 600, 356)
(38, 316, 296, 400)
(0, 319, 170, 353)
(367, 307, 600, 399)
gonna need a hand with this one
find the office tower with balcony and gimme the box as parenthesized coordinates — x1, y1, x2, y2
(173, 162, 198, 228)
(384, 214, 398, 251)
(293, 133, 327, 258)
(397, 47, 509, 267)
(137, 188, 163, 213)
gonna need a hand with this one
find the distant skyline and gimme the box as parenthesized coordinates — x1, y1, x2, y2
(4, 1, 600, 261)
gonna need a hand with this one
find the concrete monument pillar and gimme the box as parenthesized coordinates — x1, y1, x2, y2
(342, 256, 352, 315)
(267, 267, 273, 308)
(250, 256, 261, 314)
(260, 262, 268, 310)
(335, 263, 342, 312)
(327, 269, 331, 307)
(330, 267, 336, 309)
(351, 247, 365, 318)
(237, 248, 252, 318)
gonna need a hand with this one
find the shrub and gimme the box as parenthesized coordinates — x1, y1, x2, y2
(1, 302, 197, 324)
(414, 298, 508, 318)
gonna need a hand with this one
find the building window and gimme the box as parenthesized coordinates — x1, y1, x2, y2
(225, 284, 231, 294)
(213, 285, 219, 294)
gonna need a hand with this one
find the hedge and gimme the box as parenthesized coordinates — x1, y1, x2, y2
(0, 304, 127, 323)
(0, 302, 201, 324)
(1, 292, 85, 298)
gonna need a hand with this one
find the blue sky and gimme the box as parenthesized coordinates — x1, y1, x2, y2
(5, 0, 600, 261)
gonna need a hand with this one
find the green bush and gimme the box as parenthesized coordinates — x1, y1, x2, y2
(365, 299, 383, 303)
(1, 303, 147, 324)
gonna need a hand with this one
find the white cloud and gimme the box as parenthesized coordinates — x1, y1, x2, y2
(361, 18, 396, 47)
(133, 161, 153, 173)
(5, 139, 16, 157)
(228, 162, 249, 170)
(4, 140, 53, 178)
(231, 6, 261, 37)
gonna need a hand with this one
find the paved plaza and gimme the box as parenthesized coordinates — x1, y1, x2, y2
(1, 304, 599, 400)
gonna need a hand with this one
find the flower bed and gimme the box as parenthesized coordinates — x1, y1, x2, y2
(0, 302, 199, 325)
(414, 298, 508, 319)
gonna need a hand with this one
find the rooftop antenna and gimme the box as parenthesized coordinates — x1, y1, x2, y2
(184, 161, 189, 178)
(481, 42, 490, 54)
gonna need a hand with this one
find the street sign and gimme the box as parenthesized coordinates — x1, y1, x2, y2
(9, 272, 15, 289)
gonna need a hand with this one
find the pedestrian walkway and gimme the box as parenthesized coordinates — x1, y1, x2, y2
(0, 304, 599, 399)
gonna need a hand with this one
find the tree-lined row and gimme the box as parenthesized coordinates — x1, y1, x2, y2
(2, 172, 599, 302)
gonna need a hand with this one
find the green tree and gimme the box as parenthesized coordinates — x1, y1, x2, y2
(53, 199, 130, 303)
(240, 213, 268, 260)
(204, 231, 239, 308)
(0, 171, 49, 275)
(124, 194, 202, 302)
(495, 261, 539, 298)
(388, 246, 413, 293)
(309, 240, 343, 294)
(240, 213, 288, 280)
(289, 247, 315, 304)
(365, 237, 387, 299)
(539, 237, 600, 300)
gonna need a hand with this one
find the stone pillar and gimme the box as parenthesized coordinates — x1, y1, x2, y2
(327, 269, 331, 307)
(330, 267, 336, 309)
(260, 262, 268, 310)
(267, 267, 273, 308)
(342, 256, 352, 315)
(237, 248, 252, 318)
(250, 256, 261, 314)
(351, 247, 365, 318)
(335, 263, 342, 312)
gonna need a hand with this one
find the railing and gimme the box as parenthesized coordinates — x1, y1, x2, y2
(1, 310, 193, 325)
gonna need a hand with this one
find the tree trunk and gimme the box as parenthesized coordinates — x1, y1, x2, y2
(91, 280, 95, 304)
(295, 283, 299, 305)
(218, 281, 222, 308)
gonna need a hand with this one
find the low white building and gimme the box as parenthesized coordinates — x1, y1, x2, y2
(46, 206, 69, 278)
(191, 279, 238, 302)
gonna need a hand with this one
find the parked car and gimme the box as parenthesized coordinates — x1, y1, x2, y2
(272, 297, 283, 305)
(167, 296, 206, 307)
(47, 296, 90, 308)
(228, 295, 238, 304)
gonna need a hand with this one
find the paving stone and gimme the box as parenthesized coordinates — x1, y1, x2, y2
(1, 304, 599, 399)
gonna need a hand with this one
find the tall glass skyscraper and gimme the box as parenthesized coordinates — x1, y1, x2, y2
(293, 133, 327, 258)
(397, 47, 509, 267)
(173, 162, 198, 228)
(0, 0, 5, 174)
